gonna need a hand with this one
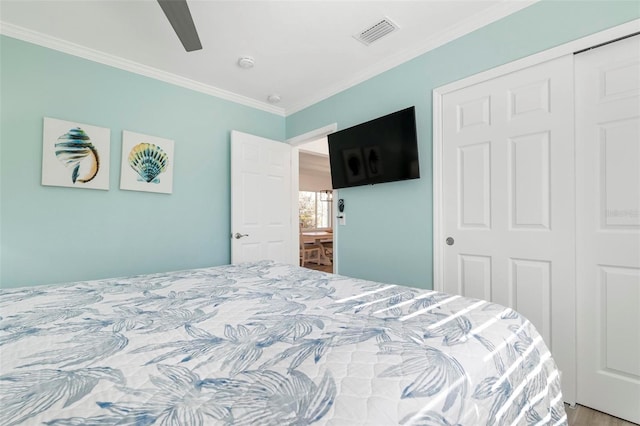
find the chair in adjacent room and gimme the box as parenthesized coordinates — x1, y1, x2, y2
(300, 235, 322, 266)
(320, 241, 333, 264)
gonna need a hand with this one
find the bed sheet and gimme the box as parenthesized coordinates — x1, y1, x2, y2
(0, 261, 567, 425)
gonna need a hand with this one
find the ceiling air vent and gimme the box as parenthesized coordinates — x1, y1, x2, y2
(354, 18, 399, 46)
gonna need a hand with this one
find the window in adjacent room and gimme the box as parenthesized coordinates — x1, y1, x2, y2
(299, 190, 332, 230)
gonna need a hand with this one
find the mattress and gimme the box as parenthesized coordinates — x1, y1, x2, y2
(0, 261, 567, 425)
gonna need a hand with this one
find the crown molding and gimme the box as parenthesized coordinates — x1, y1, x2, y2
(0, 21, 286, 117)
(283, 0, 539, 115)
(1, 1, 536, 118)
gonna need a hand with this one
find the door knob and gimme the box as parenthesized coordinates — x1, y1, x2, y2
(446, 237, 454, 246)
(233, 233, 249, 239)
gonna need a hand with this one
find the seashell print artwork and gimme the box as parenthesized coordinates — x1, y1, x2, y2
(120, 131, 174, 194)
(42, 117, 110, 190)
(128, 143, 168, 184)
(54, 127, 100, 184)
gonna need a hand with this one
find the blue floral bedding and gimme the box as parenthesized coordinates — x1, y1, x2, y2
(0, 261, 567, 425)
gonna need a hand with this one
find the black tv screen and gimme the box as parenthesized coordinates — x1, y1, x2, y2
(327, 106, 420, 189)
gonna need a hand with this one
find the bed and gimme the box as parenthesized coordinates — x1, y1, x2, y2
(0, 260, 566, 425)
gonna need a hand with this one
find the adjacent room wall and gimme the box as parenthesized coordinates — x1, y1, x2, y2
(286, 0, 640, 289)
(0, 36, 285, 288)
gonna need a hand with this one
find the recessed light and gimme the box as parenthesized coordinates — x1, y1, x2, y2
(267, 94, 281, 104)
(237, 56, 255, 69)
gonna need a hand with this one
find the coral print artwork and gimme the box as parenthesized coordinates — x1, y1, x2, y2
(120, 131, 174, 194)
(41, 117, 110, 190)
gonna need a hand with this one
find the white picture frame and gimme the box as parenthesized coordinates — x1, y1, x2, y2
(120, 130, 174, 194)
(41, 117, 110, 190)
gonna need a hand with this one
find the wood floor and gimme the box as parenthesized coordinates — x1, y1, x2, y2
(566, 404, 638, 426)
(302, 261, 333, 274)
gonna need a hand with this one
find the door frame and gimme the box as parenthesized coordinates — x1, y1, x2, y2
(287, 123, 338, 269)
(432, 19, 640, 291)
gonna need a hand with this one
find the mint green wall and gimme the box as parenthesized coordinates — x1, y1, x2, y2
(0, 36, 285, 288)
(2, 1, 638, 289)
(286, 0, 640, 289)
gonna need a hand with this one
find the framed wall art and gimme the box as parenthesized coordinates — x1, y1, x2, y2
(41, 117, 110, 190)
(120, 130, 174, 194)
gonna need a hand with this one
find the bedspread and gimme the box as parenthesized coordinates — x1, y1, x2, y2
(0, 261, 567, 425)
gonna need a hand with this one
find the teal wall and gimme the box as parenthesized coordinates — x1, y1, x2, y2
(286, 0, 640, 289)
(0, 36, 285, 288)
(2, 1, 638, 289)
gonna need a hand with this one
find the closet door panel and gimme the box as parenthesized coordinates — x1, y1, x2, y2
(575, 34, 640, 424)
(442, 54, 576, 403)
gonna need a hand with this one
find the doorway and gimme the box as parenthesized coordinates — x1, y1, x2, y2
(287, 124, 338, 274)
(298, 137, 334, 273)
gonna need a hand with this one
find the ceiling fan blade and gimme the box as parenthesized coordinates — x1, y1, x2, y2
(157, 0, 202, 52)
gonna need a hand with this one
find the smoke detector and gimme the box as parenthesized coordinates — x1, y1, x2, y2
(267, 94, 281, 104)
(237, 56, 255, 69)
(353, 18, 399, 46)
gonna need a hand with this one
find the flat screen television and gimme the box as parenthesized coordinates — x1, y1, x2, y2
(327, 106, 420, 189)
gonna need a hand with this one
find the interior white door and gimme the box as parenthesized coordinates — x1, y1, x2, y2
(575, 35, 640, 424)
(230, 130, 295, 265)
(441, 55, 576, 403)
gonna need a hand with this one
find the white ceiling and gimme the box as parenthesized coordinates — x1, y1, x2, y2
(0, 0, 536, 115)
(299, 150, 330, 175)
(299, 137, 329, 156)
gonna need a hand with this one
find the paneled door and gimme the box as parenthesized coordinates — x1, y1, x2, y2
(230, 130, 295, 265)
(575, 35, 640, 424)
(441, 55, 576, 403)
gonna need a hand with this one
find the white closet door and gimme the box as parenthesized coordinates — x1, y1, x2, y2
(441, 55, 576, 403)
(575, 35, 640, 424)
